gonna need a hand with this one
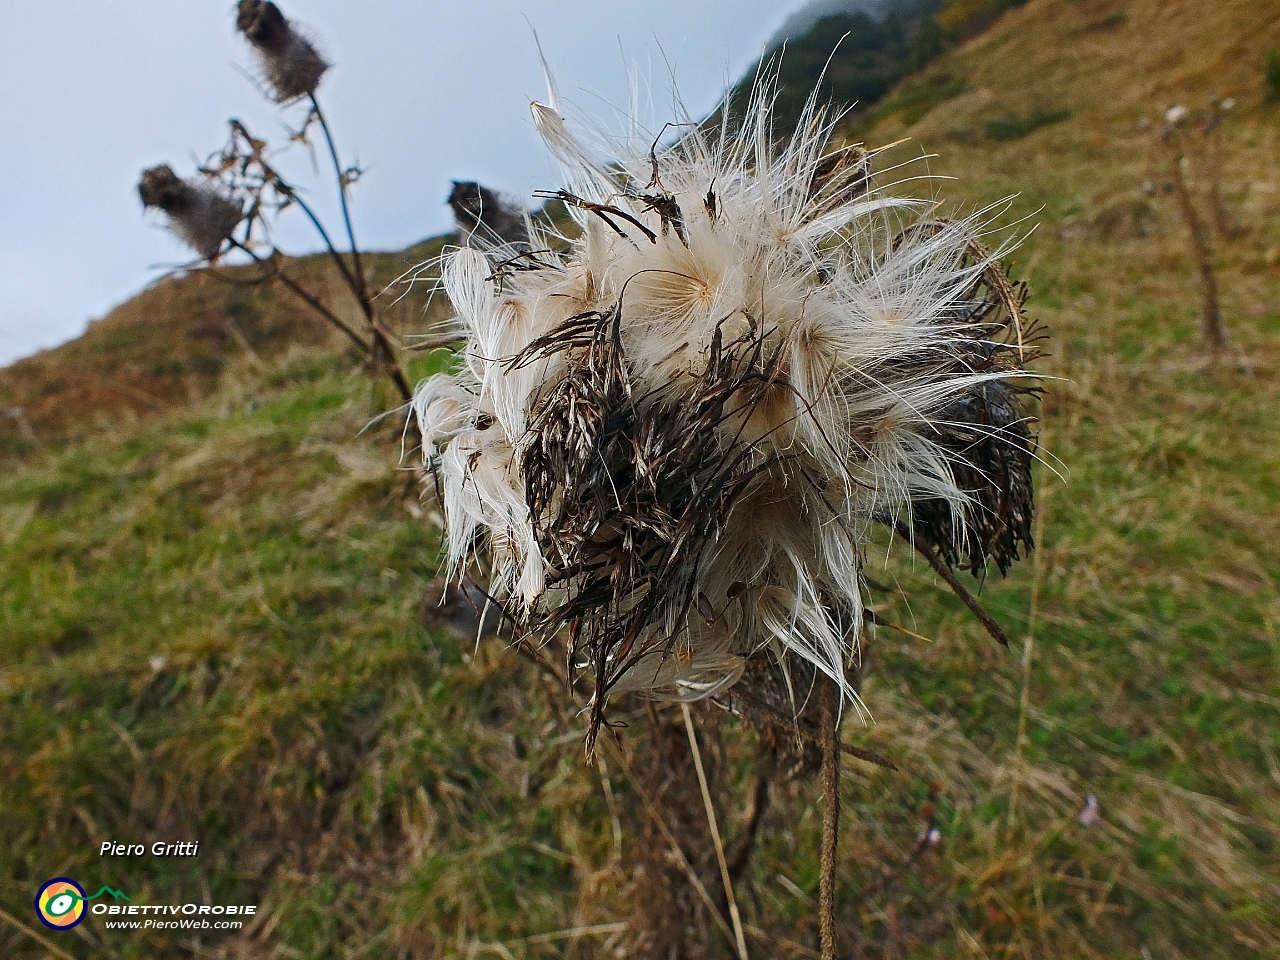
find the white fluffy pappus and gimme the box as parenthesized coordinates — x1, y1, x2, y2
(412, 73, 1039, 747)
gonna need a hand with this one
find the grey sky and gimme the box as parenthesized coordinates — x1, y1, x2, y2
(0, 1, 813, 366)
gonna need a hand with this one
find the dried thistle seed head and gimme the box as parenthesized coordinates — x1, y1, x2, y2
(1164, 103, 1189, 128)
(235, 0, 328, 102)
(236, 0, 287, 47)
(138, 165, 243, 260)
(413, 69, 1042, 746)
(448, 181, 529, 248)
(137, 164, 189, 213)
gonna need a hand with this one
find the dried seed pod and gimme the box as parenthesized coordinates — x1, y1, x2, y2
(235, 0, 328, 103)
(413, 72, 1041, 748)
(448, 181, 529, 248)
(138, 165, 242, 260)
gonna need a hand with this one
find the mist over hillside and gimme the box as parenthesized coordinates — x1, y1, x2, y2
(769, 0, 931, 43)
(734, 0, 946, 134)
(739, 0, 1031, 137)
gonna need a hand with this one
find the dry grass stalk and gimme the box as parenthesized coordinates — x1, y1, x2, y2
(0, 905, 79, 960)
(1009, 426, 1050, 830)
(682, 702, 750, 960)
(818, 677, 842, 960)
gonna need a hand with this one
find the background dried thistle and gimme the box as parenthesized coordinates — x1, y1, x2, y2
(235, 0, 329, 103)
(138, 164, 243, 261)
(137, 6, 413, 405)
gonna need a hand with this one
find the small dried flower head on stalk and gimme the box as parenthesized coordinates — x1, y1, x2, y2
(414, 72, 1040, 749)
(138, 164, 243, 260)
(235, 0, 328, 103)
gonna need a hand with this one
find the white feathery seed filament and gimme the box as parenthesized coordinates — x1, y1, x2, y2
(413, 69, 1039, 739)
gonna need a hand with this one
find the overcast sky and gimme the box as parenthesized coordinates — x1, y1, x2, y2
(0, 1, 812, 367)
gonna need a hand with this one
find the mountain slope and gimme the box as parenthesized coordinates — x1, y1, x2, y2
(2, 0, 1279, 957)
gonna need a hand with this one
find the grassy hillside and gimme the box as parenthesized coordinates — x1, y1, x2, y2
(2, 0, 1279, 957)
(0, 239, 445, 461)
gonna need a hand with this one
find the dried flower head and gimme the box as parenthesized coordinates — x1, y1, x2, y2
(235, 0, 328, 103)
(1164, 103, 1189, 128)
(138, 164, 243, 260)
(448, 181, 530, 248)
(414, 77, 1040, 748)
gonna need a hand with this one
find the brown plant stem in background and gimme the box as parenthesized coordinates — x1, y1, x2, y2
(1163, 132, 1225, 351)
(1202, 103, 1238, 241)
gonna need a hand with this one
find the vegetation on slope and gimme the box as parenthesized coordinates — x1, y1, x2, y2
(731, 0, 1030, 134)
(2, 0, 1280, 956)
(0, 239, 445, 461)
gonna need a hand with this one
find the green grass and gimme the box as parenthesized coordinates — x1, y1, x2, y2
(3, 0, 1280, 956)
(3, 228, 1276, 959)
(984, 107, 1072, 140)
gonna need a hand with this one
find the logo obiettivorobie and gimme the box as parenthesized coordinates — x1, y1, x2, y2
(34, 878, 130, 930)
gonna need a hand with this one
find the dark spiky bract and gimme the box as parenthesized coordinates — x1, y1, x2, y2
(900, 241, 1041, 577)
(138, 164, 243, 261)
(235, 0, 328, 103)
(514, 308, 800, 746)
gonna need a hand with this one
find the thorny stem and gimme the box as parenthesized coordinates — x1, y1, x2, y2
(264, 180, 413, 400)
(228, 240, 370, 352)
(275, 179, 363, 299)
(682, 703, 750, 960)
(275, 273, 370, 353)
(819, 677, 841, 960)
(282, 107, 413, 404)
(309, 94, 367, 306)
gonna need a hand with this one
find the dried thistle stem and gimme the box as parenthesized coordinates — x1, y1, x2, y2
(308, 95, 367, 305)
(891, 518, 1014, 648)
(819, 676, 842, 960)
(1163, 131, 1225, 351)
(226, 241, 369, 352)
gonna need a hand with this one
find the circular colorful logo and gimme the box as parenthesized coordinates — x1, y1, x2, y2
(35, 878, 87, 930)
